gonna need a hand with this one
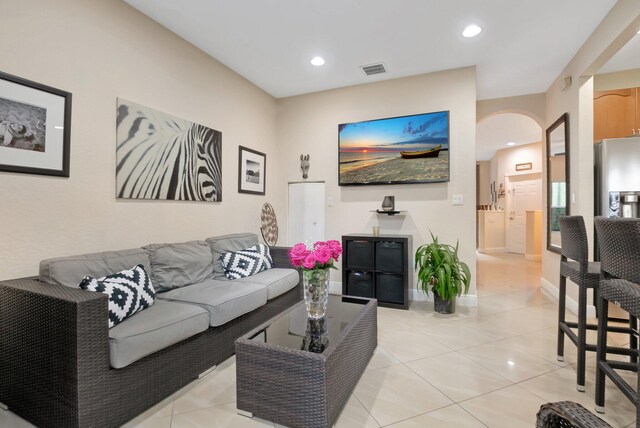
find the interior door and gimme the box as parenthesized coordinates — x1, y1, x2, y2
(288, 182, 325, 245)
(507, 174, 542, 254)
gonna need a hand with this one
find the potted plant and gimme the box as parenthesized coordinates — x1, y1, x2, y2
(415, 232, 470, 314)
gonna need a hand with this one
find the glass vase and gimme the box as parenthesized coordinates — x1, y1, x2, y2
(303, 268, 330, 319)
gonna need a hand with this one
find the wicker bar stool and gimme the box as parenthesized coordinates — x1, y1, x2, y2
(557, 216, 632, 391)
(557, 216, 601, 391)
(593, 217, 640, 418)
(536, 401, 612, 428)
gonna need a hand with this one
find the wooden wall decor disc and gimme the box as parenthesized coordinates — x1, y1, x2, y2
(260, 203, 278, 246)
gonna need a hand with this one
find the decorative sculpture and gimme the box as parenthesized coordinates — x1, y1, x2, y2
(300, 154, 310, 179)
(260, 203, 279, 246)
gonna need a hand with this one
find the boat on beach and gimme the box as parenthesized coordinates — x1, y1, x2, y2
(400, 145, 441, 159)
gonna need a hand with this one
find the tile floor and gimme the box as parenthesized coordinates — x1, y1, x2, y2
(1, 253, 637, 427)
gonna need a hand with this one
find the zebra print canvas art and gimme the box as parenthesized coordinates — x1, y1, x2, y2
(116, 98, 222, 202)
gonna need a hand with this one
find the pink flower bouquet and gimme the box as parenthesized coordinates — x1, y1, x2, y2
(288, 240, 342, 271)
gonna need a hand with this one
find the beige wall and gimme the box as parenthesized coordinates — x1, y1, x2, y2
(594, 69, 640, 91)
(276, 67, 478, 302)
(477, 93, 546, 127)
(493, 142, 543, 187)
(542, 1, 640, 312)
(477, 161, 491, 205)
(0, 0, 281, 280)
(488, 142, 543, 210)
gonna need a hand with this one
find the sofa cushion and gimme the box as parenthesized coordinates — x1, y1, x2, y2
(144, 241, 214, 292)
(221, 244, 273, 280)
(157, 279, 267, 327)
(79, 264, 156, 328)
(109, 300, 209, 369)
(219, 268, 299, 300)
(40, 248, 150, 288)
(206, 233, 258, 278)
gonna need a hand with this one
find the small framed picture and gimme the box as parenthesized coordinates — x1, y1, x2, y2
(515, 162, 533, 171)
(238, 145, 266, 195)
(0, 71, 72, 177)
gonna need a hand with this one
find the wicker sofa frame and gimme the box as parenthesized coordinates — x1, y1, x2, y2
(0, 247, 301, 428)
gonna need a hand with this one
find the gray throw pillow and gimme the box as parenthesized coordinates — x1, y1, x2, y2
(143, 241, 214, 292)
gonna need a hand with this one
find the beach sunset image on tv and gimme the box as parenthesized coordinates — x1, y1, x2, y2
(338, 111, 449, 185)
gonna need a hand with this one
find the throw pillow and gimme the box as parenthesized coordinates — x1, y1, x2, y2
(221, 244, 273, 280)
(79, 264, 156, 328)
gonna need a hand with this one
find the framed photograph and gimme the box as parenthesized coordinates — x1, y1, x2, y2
(516, 162, 533, 171)
(116, 98, 222, 202)
(0, 71, 71, 177)
(238, 146, 266, 195)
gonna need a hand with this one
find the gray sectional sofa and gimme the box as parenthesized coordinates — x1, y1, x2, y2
(0, 232, 302, 428)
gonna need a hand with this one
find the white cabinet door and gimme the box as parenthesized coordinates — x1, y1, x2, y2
(506, 175, 542, 254)
(288, 182, 325, 245)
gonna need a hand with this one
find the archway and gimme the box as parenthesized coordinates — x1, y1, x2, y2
(476, 112, 544, 264)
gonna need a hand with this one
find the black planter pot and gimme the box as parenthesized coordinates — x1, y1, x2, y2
(433, 293, 456, 314)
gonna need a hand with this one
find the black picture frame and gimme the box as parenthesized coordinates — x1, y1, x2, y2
(238, 145, 266, 195)
(0, 71, 71, 177)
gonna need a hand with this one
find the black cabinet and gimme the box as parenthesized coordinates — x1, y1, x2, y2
(342, 234, 411, 309)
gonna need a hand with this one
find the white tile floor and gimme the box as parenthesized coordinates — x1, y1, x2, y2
(1, 253, 637, 427)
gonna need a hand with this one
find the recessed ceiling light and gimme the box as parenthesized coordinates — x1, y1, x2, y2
(463, 24, 482, 38)
(507, 142, 516, 146)
(310, 56, 325, 66)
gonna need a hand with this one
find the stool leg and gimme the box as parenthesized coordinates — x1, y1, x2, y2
(637, 360, 640, 426)
(577, 285, 587, 392)
(595, 295, 608, 413)
(557, 274, 567, 362)
(630, 315, 638, 365)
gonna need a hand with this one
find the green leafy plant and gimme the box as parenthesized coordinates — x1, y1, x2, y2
(415, 231, 471, 302)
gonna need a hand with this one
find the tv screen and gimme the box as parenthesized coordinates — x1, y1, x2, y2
(338, 110, 450, 186)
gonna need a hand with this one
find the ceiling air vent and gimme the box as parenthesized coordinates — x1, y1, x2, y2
(361, 63, 386, 76)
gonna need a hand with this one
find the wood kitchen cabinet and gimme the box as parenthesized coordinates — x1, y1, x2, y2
(594, 88, 639, 142)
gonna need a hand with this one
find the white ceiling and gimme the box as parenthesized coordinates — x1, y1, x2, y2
(476, 113, 542, 161)
(124, 0, 616, 100)
(598, 31, 640, 74)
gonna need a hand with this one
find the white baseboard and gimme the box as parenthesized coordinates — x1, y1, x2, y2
(540, 277, 596, 318)
(477, 247, 507, 254)
(525, 254, 542, 261)
(329, 281, 342, 295)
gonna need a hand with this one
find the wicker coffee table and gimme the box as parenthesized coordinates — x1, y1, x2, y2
(235, 295, 377, 428)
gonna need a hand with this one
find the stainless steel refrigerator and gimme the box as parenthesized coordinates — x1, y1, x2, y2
(594, 136, 640, 219)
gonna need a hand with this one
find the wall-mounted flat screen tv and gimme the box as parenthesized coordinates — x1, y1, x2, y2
(338, 110, 450, 186)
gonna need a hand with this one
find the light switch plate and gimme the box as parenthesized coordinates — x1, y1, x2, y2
(452, 194, 464, 205)
(327, 197, 334, 206)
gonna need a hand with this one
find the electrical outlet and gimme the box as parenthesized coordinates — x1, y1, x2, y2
(452, 194, 464, 205)
(571, 193, 576, 204)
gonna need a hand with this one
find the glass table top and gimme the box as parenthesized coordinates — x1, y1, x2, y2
(250, 295, 371, 354)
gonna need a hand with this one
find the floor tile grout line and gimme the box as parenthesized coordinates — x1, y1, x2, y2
(374, 403, 479, 427)
(351, 392, 383, 428)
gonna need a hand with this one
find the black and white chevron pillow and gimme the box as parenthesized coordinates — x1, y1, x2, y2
(79, 264, 156, 328)
(221, 244, 273, 280)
